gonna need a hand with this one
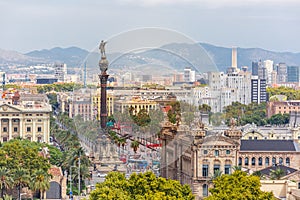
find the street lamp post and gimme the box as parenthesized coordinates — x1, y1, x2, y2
(78, 152, 81, 196)
(69, 166, 76, 199)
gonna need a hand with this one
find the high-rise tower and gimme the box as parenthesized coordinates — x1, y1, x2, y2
(232, 47, 237, 68)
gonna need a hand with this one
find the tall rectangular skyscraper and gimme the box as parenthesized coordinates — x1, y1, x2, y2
(252, 62, 259, 76)
(277, 63, 287, 83)
(287, 66, 299, 82)
(251, 76, 267, 104)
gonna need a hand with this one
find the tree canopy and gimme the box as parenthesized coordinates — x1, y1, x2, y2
(267, 86, 300, 100)
(90, 171, 194, 200)
(205, 170, 275, 200)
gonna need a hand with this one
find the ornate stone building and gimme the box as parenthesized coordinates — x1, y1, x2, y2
(160, 117, 300, 199)
(0, 92, 52, 143)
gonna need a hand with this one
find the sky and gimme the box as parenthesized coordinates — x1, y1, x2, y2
(1, 0, 300, 53)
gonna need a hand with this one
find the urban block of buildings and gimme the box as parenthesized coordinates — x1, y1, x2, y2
(0, 90, 52, 143)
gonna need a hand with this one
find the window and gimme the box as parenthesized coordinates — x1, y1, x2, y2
(265, 157, 270, 166)
(238, 157, 242, 166)
(286, 158, 290, 166)
(3, 127, 7, 132)
(37, 127, 42, 132)
(37, 137, 42, 143)
(272, 157, 276, 166)
(214, 164, 220, 175)
(38, 119, 42, 122)
(252, 157, 256, 166)
(203, 184, 208, 197)
(26, 119, 32, 122)
(258, 157, 262, 166)
(249, 136, 252, 140)
(26, 127, 31, 132)
(226, 150, 230, 155)
(27, 137, 31, 141)
(225, 164, 231, 174)
(245, 157, 249, 166)
(203, 150, 208, 155)
(214, 150, 219, 157)
(202, 165, 209, 177)
(298, 182, 300, 189)
(279, 157, 283, 165)
(3, 137, 7, 142)
(13, 127, 18, 132)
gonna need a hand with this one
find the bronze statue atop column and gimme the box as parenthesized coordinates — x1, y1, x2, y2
(98, 40, 109, 129)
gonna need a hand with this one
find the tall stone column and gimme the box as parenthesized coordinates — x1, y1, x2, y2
(8, 118, 12, 140)
(99, 73, 109, 129)
(98, 40, 109, 129)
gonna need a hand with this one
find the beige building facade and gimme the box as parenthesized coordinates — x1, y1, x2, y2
(0, 93, 52, 143)
(160, 117, 300, 199)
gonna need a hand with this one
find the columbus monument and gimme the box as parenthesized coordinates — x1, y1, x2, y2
(99, 40, 109, 129)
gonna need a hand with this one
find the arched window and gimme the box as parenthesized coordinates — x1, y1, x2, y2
(265, 157, 270, 166)
(279, 157, 283, 165)
(258, 157, 263, 166)
(286, 157, 290, 166)
(272, 157, 276, 166)
(238, 157, 242, 166)
(245, 157, 249, 166)
(203, 184, 208, 197)
(251, 157, 256, 166)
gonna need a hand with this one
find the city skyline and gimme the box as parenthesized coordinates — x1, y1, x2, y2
(1, 0, 300, 53)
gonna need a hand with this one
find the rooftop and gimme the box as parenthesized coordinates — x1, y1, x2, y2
(240, 140, 297, 151)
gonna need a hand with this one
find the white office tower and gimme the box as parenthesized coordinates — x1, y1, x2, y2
(226, 71, 252, 105)
(263, 60, 274, 85)
(184, 67, 196, 82)
(54, 63, 67, 82)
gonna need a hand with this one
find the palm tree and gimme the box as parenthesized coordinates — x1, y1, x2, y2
(232, 166, 242, 171)
(30, 169, 51, 200)
(12, 168, 30, 200)
(0, 167, 13, 198)
(131, 140, 139, 153)
(270, 167, 285, 180)
(252, 171, 264, 179)
(211, 170, 223, 180)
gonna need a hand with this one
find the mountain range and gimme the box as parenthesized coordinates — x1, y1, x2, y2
(1, 43, 300, 73)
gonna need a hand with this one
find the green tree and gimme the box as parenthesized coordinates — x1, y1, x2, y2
(90, 171, 194, 200)
(12, 168, 30, 200)
(199, 104, 211, 113)
(167, 101, 181, 125)
(30, 169, 51, 200)
(270, 167, 285, 180)
(130, 140, 139, 153)
(267, 113, 289, 125)
(205, 170, 275, 200)
(267, 86, 300, 100)
(0, 167, 13, 198)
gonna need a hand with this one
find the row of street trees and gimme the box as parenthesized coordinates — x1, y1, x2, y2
(51, 114, 91, 196)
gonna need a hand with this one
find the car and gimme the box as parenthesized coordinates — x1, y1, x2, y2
(97, 173, 107, 178)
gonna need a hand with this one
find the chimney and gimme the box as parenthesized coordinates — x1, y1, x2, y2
(232, 47, 237, 68)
